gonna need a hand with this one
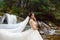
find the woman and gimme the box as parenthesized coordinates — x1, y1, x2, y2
(0, 12, 43, 40)
(28, 12, 43, 40)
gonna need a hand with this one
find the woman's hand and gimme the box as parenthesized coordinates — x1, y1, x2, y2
(34, 17, 36, 21)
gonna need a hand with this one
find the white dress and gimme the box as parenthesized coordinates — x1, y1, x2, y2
(0, 19, 43, 40)
(28, 19, 43, 40)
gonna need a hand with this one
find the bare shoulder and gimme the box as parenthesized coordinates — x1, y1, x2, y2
(29, 19, 33, 22)
(29, 19, 33, 23)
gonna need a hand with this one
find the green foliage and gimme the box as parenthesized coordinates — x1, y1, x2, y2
(31, 0, 40, 3)
(0, 11, 4, 16)
(0, 0, 60, 25)
(0, 1, 8, 12)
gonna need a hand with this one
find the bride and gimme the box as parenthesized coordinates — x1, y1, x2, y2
(28, 12, 43, 40)
(0, 12, 43, 40)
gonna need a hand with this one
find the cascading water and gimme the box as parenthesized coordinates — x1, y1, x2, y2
(0, 14, 17, 24)
(0, 14, 29, 32)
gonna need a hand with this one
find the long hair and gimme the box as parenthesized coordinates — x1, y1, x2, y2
(29, 13, 32, 18)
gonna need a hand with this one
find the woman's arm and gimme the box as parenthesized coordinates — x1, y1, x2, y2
(30, 20, 38, 30)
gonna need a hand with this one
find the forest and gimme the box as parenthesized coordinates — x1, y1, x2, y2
(0, 0, 60, 26)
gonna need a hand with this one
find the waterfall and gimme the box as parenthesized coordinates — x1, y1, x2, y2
(0, 14, 17, 24)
